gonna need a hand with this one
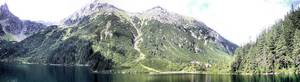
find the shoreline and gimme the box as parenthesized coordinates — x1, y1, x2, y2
(1, 62, 299, 75)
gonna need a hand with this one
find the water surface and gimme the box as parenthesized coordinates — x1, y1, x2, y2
(0, 63, 299, 82)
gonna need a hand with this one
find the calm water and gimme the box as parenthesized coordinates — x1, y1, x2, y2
(0, 63, 299, 82)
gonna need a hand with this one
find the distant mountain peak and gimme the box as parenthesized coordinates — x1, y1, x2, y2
(152, 6, 163, 9)
(62, 2, 122, 26)
(0, 3, 47, 41)
(145, 6, 168, 14)
(141, 6, 189, 24)
(149, 6, 166, 11)
(79, 2, 121, 15)
(0, 3, 8, 10)
(85, 1, 120, 11)
(0, 3, 13, 18)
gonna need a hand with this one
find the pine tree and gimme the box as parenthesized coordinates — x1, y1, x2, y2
(275, 28, 289, 69)
(266, 28, 277, 72)
(293, 28, 300, 67)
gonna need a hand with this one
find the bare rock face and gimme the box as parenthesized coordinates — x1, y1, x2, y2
(0, 24, 5, 36)
(62, 1, 121, 26)
(0, 3, 47, 41)
(141, 6, 186, 24)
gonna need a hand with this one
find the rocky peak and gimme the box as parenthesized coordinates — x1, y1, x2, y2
(91, 2, 118, 9)
(146, 6, 167, 13)
(0, 3, 22, 35)
(0, 3, 14, 19)
(0, 3, 47, 41)
(80, 2, 120, 14)
(0, 3, 8, 12)
(144, 6, 169, 17)
(141, 6, 186, 24)
(62, 2, 122, 26)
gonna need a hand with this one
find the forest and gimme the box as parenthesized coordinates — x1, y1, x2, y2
(232, 8, 300, 74)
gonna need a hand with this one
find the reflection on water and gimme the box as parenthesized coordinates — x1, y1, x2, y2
(0, 63, 299, 82)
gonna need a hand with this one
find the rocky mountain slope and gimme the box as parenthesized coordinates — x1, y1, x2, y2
(0, 1, 238, 73)
(0, 3, 47, 41)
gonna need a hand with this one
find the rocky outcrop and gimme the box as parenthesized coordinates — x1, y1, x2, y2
(0, 3, 47, 41)
(62, 1, 122, 26)
(0, 24, 5, 36)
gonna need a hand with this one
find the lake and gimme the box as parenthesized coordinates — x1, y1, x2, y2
(0, 63, 299, 82)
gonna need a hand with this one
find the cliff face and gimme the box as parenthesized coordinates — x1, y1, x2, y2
(0, 3, 47, 41)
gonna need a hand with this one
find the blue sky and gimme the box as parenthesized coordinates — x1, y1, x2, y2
(0, 0, 299, 45)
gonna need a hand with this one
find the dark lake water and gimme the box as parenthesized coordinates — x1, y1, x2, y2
(0, 63, 299, 82)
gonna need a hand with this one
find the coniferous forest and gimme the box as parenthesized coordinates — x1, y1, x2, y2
(232, 8, 300, 74)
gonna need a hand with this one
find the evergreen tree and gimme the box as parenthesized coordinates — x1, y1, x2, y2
(266, 28, 277, 72)
(293, 29, 300, 67)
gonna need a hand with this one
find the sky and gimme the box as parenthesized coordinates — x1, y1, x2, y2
(0, 0, 299, 45)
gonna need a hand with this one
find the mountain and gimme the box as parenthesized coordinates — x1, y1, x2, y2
(0, 3, 47, 41)
(0, 1, 238, 73)
(231, 9, 300, 74)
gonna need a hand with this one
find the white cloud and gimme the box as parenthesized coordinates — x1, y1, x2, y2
(2, 0, 293, 45)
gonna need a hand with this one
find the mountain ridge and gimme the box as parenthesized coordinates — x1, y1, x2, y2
(0, 2, 238, 73)
(62, 2, 238, 54)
